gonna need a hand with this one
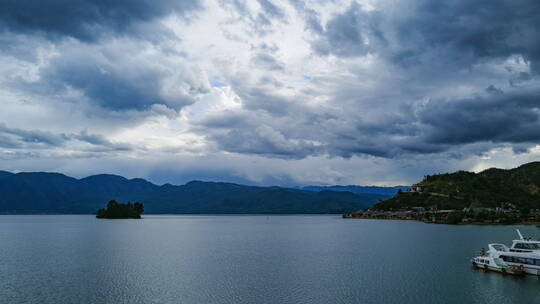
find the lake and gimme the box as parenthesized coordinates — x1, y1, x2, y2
(1, 215, 539, 303)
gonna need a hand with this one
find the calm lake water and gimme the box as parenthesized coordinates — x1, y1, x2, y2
(1, 215, 540, 304)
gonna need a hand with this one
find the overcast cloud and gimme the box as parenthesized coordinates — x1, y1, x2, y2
(0, 0, 539, 186)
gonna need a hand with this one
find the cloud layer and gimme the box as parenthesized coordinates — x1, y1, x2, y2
(1, 0, 540, 185)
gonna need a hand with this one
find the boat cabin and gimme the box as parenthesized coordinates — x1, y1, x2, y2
(510, 240, 540, 252)
(510, 230, 540, 252)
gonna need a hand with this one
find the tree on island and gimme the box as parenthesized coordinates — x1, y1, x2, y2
(96, 200, 144, 219)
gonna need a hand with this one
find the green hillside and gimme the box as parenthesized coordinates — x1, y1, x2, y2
(372, 162, 540, 212)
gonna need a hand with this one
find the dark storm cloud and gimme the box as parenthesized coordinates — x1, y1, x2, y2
(4, 39, 211, 113)
(399, 0, 540, 71)
(324, 86, 540, 158)
(40, 47, 205, 111)
(0, 0, 209, 113)
(196, 82, 540, 160)
(0, 0, 201, 41)
(313, 0, 540, 72)
(43, 56, 166, 111)
(418, 88, 540, 145)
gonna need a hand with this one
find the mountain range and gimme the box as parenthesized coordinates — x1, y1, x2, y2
(302, 185, 408, 196)
(0, 170, 395, 214)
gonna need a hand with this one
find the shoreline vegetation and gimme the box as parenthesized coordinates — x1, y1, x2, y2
(96, 200, 144, 219)
(342, 210, 540, 225)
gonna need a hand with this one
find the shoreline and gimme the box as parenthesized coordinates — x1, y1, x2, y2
(342, 216, 539, 226)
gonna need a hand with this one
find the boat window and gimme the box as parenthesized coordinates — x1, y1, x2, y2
(514, 243, 540, 250)
(524, 243, 540, 250)
(492, 244, 507, 251)
(502, 255, 540, 265)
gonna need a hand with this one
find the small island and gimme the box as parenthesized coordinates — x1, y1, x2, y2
(96, 200, 144, 219)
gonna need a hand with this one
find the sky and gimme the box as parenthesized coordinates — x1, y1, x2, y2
(1, 0, 540, 186)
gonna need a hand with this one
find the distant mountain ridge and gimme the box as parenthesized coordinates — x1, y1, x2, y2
(0, 171, 387, 214)
(372, 161, 540, 212)
(302, 185, 408, 196)
(0, 170, 13, 179)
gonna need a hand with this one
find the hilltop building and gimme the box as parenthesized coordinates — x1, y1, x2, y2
(409, 184, 422, 192)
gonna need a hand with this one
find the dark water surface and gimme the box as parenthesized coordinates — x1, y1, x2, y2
(1, 215, 540, 304)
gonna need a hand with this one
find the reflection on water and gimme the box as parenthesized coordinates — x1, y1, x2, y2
(1, 215, 539, 304)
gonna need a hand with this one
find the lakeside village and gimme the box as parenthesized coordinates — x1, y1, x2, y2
(343, 184, 540, 225)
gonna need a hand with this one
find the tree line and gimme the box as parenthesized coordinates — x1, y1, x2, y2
(96, 200, 144, 219)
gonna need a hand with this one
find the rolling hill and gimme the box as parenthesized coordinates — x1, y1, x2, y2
(371, 161, 540, 212)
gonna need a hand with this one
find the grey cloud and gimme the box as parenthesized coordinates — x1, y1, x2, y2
(0, 32, 51, 62)
(219, 0, 288, 37)
(0, 123, 68, 147)
(512, 144, 533, 155)
(196, 111, 250, 129)
(36, 42, 210, 112)
(510, 72, 533, 87)
(327, 87, 540, 158)
(252, 53, 284, 71)
(193, 106, 326, 159)
(258, 75, 284, 88)
(312, 0, 540, 73)
(195, 77, 540, 160)
(0, 0, 201, 42)
(0, 123, 131, 152)
(0, 135, 23, 149)
(311, 3, 385, 57)
(287, 0, 323, 33)
(257, 0, 286, 20)
(207, 127, 321, 159)
(485, 85, 504, 95)
(398, 0, 540, 71)
(72, 130, 133, 151)
(417, 88, 540, 145)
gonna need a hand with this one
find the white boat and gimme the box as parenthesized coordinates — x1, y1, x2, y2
(472, 248, 524, 275)
(474, 230, 540, 276)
